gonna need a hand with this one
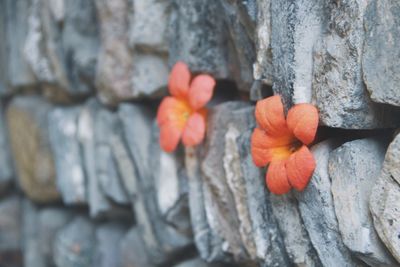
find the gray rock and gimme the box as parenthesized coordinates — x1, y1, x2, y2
(370, 133, 400, 262)
(363, 0, 400, 107)
(48, 106, 87, 205)
(168, 0, 228, 78)
(329, 138, 396, 266)
(22, 199, 45, 267)
(253, 0, 273, 89)
(6, 96, 60, 203)
(312, 0, 400, 128)
(129, 0, 169, 51)
(95, 0, 133, 105)
(269, 193, 320, 267)
(0, 0, 36, 93)
(93, 223, 128, 267)
(201, 102, 251, 262)
(0, 101, 14, 195)
(53, 216, 96, 267)
(0, 196, 21, 252)
(24, 0, 99, 100)
(38, 207, 73, 266)
(119, 227, 154, 267)
(119, 103, 192, 265)
(174, 258, 231, 267)
(294, 140, 360, 267)
(271, 0, 324, 109)
(237, 130, 290, 267)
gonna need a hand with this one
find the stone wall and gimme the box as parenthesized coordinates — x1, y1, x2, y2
(0, 0, 400, 267)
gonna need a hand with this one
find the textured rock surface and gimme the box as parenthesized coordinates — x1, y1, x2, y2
(295, 140, 359, 267)
(370, 133, 400, 262)
(24, 0, 99, 101)
(53, 216, 96, 267)
(363, 0, 400, 107)
(6, 97, 60, 203)
(119, 227, 154, 267)
(48, 106, 87, 205)
(312, 0, 400, 129)
(329, 138, 396, 266)
(271, 0, 324, 108)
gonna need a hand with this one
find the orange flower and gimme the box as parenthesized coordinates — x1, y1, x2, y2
(251, 95, 319, 195)
(157, 62, 216, 152)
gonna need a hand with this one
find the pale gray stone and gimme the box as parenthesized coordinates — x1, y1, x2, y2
(53, 216, 96, 267)
(363, 0, 400, 107)
(6, 96, 60, 203)
(48, 106, 87, 205)
(119, 227, 154, 267)
(312, 0, 400, 128)
(295, 140, 360, 267)
(370, 133, 400, 262)
(330, 138, 396, 266)
(93, 223, 128, 267)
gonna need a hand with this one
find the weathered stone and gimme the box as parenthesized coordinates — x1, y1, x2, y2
(0, 0, 36, 93)
(53, 216, 96, 267)
(21, 199, 45, 267)
(269, 193, 320, 267)
(294, 140, 360, 266)
(0, 102, 14, 195)
(24, 0, 99, 100)
(312, 1, 400, 128)
(169, 0, 228, 78)
(95, 0, 133, 105)
(329, 138, 396, 266)
(201, 102, 252, 262)
(370, 133, 400, 262)
(174, 258, 232, 267)
(48, 106, 87, 205)
(237, 130, 290, 267)
(0, 196, 21, 252)
(38, 207, 73, 266)
(363, 0, 400, 107)
(271, 0, 324, 108)
(119, 227, 154, 267)
(253, 0, 273, 90)
(92, 104, 129, 204)
(6, 96, 60, 203)
(129, 0, 169, 51)
(93, 223, 128, 267)
(119, 103, 192, 264)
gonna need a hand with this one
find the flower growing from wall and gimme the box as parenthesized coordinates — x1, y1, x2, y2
(157, 62, 216, 152)
(251, 95, 319, 195)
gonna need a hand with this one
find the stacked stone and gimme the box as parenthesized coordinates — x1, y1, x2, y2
(0, 0, 400, 267)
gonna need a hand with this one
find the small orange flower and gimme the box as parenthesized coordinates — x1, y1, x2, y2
(157, 62, 216, 152)
(251, 95, 319, 195)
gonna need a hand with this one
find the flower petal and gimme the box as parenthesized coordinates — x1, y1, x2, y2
(159, 122, 182, 152)
(188, 74, 216, 110)
(157, 96, 191, 127)
(255, 95, 290, 136)
(251, 128, 294, 167)
(182, 112, 206, 147)
(286, 145, 316, 191)
(266, 160, 292, 195)
(287, 103, 319, 145)
(168, 61, 191, 98)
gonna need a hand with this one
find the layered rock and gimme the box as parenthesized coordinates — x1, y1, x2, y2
(370, 133, 400, 262)
(329, 138, 396, 266)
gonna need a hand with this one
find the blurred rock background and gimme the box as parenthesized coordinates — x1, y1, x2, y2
(0, 0, 400, 266)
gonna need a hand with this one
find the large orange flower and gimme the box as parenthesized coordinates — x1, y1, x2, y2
(251, 95, 319, 195)
(157, 62, 216, 152)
